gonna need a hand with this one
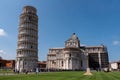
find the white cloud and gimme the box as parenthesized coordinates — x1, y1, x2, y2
(0, 50, 5, 59)
(0, 50, 15, 60)
(113, 40, 120, 46)
(0, 50, 6, 54)
(0, 28, 6, 36)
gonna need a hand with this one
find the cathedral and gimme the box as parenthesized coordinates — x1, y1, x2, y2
(47, 33, 109, 71)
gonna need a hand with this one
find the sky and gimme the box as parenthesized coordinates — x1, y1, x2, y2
(0, 0, 120, 62)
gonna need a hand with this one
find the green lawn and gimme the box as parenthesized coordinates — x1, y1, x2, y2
(0, 71, 120, 80)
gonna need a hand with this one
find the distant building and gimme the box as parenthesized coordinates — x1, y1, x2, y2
(16, 6, 38, 72)
(47, 33, 109, 71)
(38, 61, 46, 72)
(0, 57, 15, 69)
(110, 61, 120, 70)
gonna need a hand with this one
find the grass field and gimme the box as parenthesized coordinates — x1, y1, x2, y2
(0, 71, 120, 80)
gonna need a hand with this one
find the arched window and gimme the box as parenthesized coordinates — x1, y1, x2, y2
(31, 45, 33, 49)
(81, 60, 83, 67)
(61, 61, 63, 67)
(28, 17, 32, 21)
(69, 54, 71, 57)
(24, 62, 26, 65)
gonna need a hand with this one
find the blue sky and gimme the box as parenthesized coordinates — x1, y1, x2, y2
(0, 0, 120, 62)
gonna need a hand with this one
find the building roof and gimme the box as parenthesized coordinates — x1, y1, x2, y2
(67, 33, 80, 41)
(49, 47, 64, 50)
(86, 46, 103, 48)
(64, 47, 80, 51)
(47, 54, 56, 56)
(110, 60, 120, 64)
(38, 61, 46, 65)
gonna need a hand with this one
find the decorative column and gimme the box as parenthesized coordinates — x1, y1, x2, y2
(84, 53, 92, 75)
(98, 51, 102, 71)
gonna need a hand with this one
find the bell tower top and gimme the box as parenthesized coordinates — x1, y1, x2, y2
(22, 6, 37, 14)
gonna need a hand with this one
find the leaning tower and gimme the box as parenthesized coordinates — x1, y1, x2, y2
(16, 6, 38, 72)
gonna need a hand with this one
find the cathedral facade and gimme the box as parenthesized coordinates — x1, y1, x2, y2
(47, 33, 109, 71)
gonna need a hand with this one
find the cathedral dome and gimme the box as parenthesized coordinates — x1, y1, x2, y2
(67, 33, 80, 41)
(70, 33, 79, 40)
(65, 33, 80, 48)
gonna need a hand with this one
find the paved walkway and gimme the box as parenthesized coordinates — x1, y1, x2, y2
(0, 73, 16, 76)
(0, 72, 47, 76)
